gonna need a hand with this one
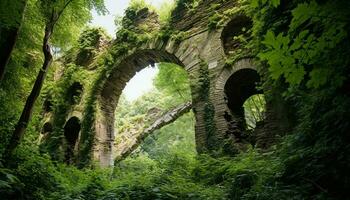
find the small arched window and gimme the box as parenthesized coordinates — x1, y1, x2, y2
(42, 122, 53, 135)
(66, 82, 83, 104)
(221, 15, 253, 55)
(224, 69, 264, 129)
(64, 117, 81, 164)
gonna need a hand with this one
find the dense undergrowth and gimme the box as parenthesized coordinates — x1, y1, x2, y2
(1, 0, 350, 199)
(1, 142, 285, 200)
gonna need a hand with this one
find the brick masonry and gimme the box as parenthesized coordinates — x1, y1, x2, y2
(43, 1, 289, 167)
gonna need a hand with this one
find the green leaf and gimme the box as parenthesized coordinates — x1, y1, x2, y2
(290, 30, 309, 51)
(286, 66, 305, 85)
(271, 0, 280, 8)
(250, 0, 259, 8)
(262, 31, 279, 49)
(307, 68, 330, 88)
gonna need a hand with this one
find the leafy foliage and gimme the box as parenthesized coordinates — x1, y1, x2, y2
(154, 62, 191, 104)
(156, 0, 176, 24)
(247, 0, 350, 198)
(115, 63, 193, 158)
(243, 94, 265, 130)
(1, 0, 350, 199)
(258, 1, 348, 89)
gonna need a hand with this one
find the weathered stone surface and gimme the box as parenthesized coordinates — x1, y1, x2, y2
(133, 8, 160, 33)
(171, 0, 236, 34)
(43, 1, 291, 167)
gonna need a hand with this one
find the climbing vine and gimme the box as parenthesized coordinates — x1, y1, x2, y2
(77, 4, 170, 166)
(258, 1, 348, 90)
(245, 0, 350, 198)
(189, 59, 217, 152)
(206, 0, 256, 66)
(40, 62, 89, 161)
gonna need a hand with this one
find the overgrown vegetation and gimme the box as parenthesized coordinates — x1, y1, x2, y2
(243, 94, 266, 130)
(0, 0, 349, 199)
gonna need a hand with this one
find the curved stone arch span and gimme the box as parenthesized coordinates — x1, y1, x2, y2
(39, 121, 53, 143)
(78, 24, 236, 166)
(42, 122, 53, 135)
(213, 59, 259, 140)
(94, 45, 202, 167)
(40, 1, 292, 167)
(100, 49, 184, 109)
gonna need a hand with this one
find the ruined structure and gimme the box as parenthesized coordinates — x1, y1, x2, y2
(41, 0, 290, 167)
(114, 101, 192, 162)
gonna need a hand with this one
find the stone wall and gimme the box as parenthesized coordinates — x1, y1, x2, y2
(42, 0, 290, 167)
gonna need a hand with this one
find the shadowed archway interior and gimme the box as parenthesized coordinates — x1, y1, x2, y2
(95, 49, 187, 166)
(66, 82, 83, 104)
(221, 15, 253, 55)
(42, 122, 53, 135)
(224, 68, 261, 122)
(64, 117, 81, 164)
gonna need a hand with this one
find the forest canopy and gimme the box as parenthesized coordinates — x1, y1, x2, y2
(0, 0, 349, 199)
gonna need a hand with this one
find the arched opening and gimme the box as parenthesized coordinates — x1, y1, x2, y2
(221, 15, 252, 55)
(42, 122, 53, 135)
(64, 117, 81, 164)
(114, 62, 194, 160)
(39, 122, 53, 143)
(66, 82, 83, 104)
(97, 49, 194, 166)
(43, 99, 53, 112)
(224, 69, 264, 131)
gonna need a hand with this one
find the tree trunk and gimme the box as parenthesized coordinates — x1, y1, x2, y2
(2, 0, 73, 162)
(0, 0, 27, 83)
(115, 102, 192, 163)
(4, 23, 53, 161)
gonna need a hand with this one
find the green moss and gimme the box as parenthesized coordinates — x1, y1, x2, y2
(210, 3, 221, 11)
(40, 64, 89, 161)
(208, 13, 223, 30)
(44, 0, 256, 166)
(77, 50, 117, 167)
(171, 0, 202, 21)
(75, 28, 110, 66)
(198, 62, 217, 150)
(207, 0, 250, 30)
(189, 60, 217, 152)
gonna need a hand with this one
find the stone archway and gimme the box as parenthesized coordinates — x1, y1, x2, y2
(224, 68, 262, 125)
(64, 116, 81, 164)
(75, 29, 223, 167)
(42, 122, 53, 135)
(43, 0, 291, 167)
(39, 122, 53, 143)
(213, 57, 285, 150)
(57, 1, 245, 166)
(66, 82, 83, 104)
(94, 49, 192, 166)
(213, 59, 258, 150)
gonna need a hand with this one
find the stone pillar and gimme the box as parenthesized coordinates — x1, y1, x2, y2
(94, 108, 115, 167)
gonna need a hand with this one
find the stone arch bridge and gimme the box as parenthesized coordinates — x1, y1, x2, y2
(41, 0, 289, 167)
